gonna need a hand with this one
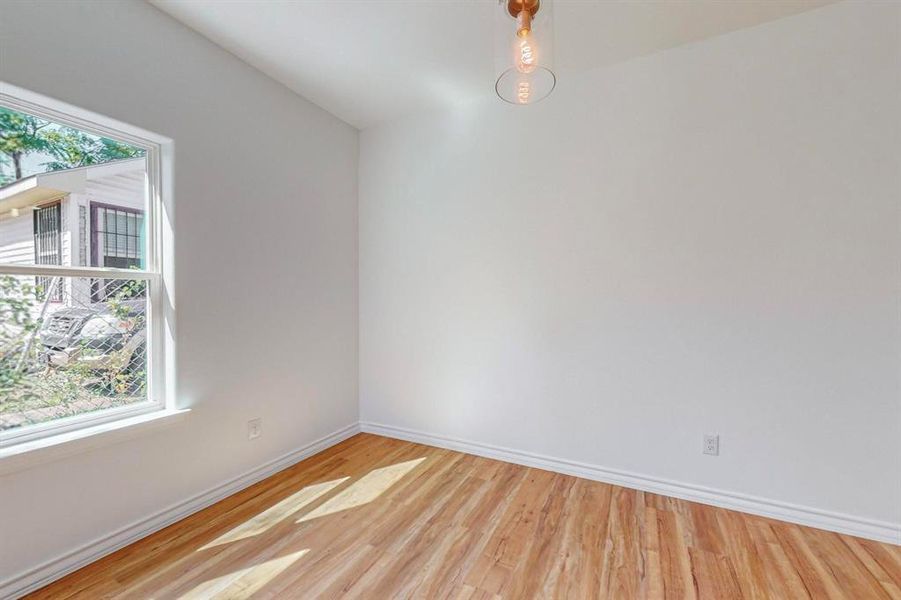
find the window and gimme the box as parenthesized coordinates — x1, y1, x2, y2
(0, 85, 171, 447)
(92, 204, 144, 270)
(91, 204, 145, 302)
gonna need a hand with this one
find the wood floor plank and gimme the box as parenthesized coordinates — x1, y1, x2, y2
(858, 538, 901, 588)
(25, 433, 901, 599)
(555, 479, 614, 600)
(714, 509, 771, 599)
(463, 468, 559, 595)
(842, 536, 901, 598)
(656, 508, 698, 599)
(772, 522, 848, 600)
(745, 518, 812, 598)
(504, 473, 576, 599)
(414, 462, 529, 599)
(605, 487, 648, 598)
(688, 547, 743, 599)
(805, 527, 893, 599)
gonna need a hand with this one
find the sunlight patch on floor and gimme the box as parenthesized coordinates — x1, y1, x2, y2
(177, 549, 309, 599)
(202, 478, 349, 549)
(297, 457, 426, 523)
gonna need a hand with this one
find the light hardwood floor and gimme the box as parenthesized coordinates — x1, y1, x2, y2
(28, 433, 901, 599)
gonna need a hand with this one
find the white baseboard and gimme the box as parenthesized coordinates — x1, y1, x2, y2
(360, 421, 901, 545)
(0, 422, 361, 600)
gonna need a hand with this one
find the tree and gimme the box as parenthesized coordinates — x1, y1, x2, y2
(0, 153, 12, 186)
(0, 107, 52, 180)
(43, 129, 144, 171)
(0, 107, 144, 184)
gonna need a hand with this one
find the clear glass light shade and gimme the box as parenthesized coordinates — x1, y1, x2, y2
(495, 0, 555, 105)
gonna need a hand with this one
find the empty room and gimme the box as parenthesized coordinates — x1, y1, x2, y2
(0, 0, 899, 598)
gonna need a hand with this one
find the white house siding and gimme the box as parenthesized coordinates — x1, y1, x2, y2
(0, 210, 38, 265)
(82, 170, 145, 267)
(0, 198, 72, 322)
(0, 165, 145, 312)
(0, 168, 144, 267)
(83, 170, 144, 213)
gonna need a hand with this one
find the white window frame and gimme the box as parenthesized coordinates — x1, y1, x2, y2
(0, 83, 174, 448)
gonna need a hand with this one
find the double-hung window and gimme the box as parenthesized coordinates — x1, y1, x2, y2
(0, 84, 172, 448)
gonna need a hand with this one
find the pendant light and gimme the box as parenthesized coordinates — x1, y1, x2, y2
(495, 0, 556, 105)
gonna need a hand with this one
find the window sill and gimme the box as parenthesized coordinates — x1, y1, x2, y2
(0, 408, 189, 476)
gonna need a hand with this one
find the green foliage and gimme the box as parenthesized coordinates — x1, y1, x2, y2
(0, 153, 14, 186)
(0, 107, 144, 184)
(0, 276, 146, 428)
(0, 275, 40, 396)
(0, 107, 53, 180)
(43, 130, 144, 171)
(0, 107, 52, 157)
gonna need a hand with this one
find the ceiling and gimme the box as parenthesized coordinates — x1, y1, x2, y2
(150, 0, 833, 129)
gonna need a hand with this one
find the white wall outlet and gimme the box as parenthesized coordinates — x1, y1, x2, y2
(248, 418, 262, 440)
(703, 434, 719, 456)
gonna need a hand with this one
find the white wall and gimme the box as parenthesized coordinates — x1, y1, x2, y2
(360, 0, 900, 530)
(0, 0, 358, 584)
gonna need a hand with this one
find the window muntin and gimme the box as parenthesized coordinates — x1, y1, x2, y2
(0, 91, 166, 446)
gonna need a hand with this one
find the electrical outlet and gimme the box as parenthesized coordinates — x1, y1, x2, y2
(248, 418, 262, 440)
(703, 434, 719, 456)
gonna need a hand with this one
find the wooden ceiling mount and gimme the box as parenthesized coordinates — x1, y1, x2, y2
(507, 0, 540, 37)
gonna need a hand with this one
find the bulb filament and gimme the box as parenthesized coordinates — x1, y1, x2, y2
(517, 37, 536, 73)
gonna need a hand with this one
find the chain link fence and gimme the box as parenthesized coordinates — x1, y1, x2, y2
(0, 274, 147, 431)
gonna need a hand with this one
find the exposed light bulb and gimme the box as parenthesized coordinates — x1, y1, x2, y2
(514, 32, 537, 74)
(495, 0, 555, 105)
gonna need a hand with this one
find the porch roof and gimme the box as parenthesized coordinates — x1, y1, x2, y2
(0, 158, 144, 218)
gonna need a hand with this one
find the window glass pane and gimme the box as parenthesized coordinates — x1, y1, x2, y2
(93, 205, 145, 268)
(0, 106, 147, 267)
(0, 273, 148, 432)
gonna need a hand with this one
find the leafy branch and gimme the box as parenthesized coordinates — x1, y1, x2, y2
(0, 107, 145, 184)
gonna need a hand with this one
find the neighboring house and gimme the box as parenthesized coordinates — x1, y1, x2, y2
(0, 158, 145, 308)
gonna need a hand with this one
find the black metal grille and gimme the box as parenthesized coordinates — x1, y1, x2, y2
(91, 204, 145, 301)
(33, 202, 62, 301)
